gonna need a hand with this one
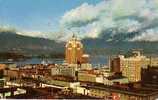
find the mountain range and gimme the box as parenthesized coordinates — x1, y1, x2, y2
(0, 31, 158, 58)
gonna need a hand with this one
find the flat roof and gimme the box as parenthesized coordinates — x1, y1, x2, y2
(81, 82, 158, 97)
(107, 75, 127, 80)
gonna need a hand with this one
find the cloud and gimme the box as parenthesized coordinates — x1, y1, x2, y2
(0, 25, 16, 33)
(0, 25, 59, 40)
(130, 29, 158, 41)
(60, 0, 158, 41)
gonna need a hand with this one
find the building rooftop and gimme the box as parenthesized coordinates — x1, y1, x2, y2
(51, 75, 76, 82)
(79, 69, 101, 76)
(106, 73, 126, 80)
(7, 87, 98, 99)
(81, 82, 158, 97)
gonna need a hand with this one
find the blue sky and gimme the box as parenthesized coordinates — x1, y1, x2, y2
(0, 0, 101, 32)
(0, 0, 158, 41)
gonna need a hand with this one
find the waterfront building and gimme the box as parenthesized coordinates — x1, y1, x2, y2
(83, 82, 158, 100)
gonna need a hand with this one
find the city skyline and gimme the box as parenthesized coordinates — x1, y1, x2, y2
(0, 35, 158, 99)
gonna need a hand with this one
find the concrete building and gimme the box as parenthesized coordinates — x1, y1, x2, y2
(48, 75, 80, 88)
(51, 64, 78, 78)
(73, 86, 89, 95)
(99, 67, 113, 77)
(103, 74, 129, 86)
(150, 57, 158, 66)
(78, 70, 103, 83)
(80, 63, 92, 70)
(0, 79, 5, 87)
(110, 57, 121, 73)
(113, 51, 150, 82)
(81, 54, 90, 64)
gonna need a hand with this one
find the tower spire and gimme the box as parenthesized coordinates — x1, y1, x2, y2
(72, 33, 75, 38)
(72, 33, 78, 41)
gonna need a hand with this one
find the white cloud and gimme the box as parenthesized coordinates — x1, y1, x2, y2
(0, 25, 58, 40)
(130, 29, 158, 41)
(60, 0, 158, 41)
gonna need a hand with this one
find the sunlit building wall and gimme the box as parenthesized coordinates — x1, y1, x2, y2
(65, 35, 83, 64)
(119, 51, 150, 82)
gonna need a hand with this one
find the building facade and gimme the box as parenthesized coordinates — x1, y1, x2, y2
(78, 70, 103, 83)
(65, 35, 83, 64)
(115, 51, 150, 82)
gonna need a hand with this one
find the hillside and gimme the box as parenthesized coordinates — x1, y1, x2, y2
(0, 31, 158, 58)
(0, 31, 64, 57)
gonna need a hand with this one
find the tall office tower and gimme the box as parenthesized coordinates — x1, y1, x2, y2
(65, 34, 83, 64)
(116, 51, 150, 82)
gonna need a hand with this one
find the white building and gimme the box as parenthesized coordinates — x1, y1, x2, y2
(78, 70, 103, 83)
(119, 51, 150, 82)
(103, 76, 129, 86)
(51, 64, 78, 77)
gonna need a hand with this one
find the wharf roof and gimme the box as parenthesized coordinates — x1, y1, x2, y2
(81, 82, 158, 97)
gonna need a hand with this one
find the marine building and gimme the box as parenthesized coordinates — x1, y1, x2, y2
(65, 34, 89, 64)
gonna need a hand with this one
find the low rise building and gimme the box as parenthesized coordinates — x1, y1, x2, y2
(99, 67, 114, 77)
(78, 70, 103, 83)
(150, 57, 158, 66)
(48, 75, 80, 88)
(0, 78, 5, 87)
(104, 74, 129, 86)
(73, 86, 89, 95)
(51, 64, 78, 78)
(80, 63, 92, 70)
(82, 82, 158, 100)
